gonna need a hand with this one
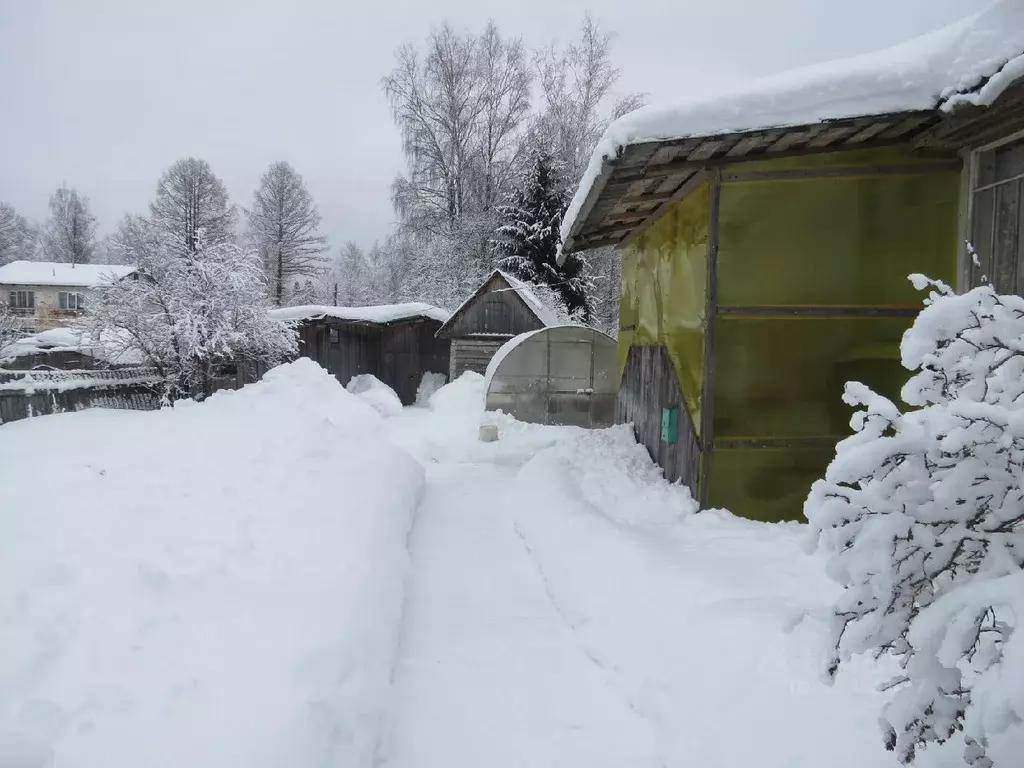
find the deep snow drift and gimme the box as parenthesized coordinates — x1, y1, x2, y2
(0, 360, 423, 768)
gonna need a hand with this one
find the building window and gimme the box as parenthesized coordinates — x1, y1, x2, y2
(8, 290, 34, 309)
(328, 327, 340, 345)
(969, 135, 1024, 294)
(58, 291, 86, 310)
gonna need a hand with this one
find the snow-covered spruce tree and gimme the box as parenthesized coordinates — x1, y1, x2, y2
(494, 146, 591, 321)
(91, 225, 295, 399)
(39, 186, 97, 264)
(806, 275, 1024, 767)
(245, 161, 328, 306)
(150, 158, 237, 258)
(0, 202, 34, 265)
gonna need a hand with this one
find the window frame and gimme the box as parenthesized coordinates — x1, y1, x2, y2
(8, 290, 35, 310)
(965, 128, 1024, 294)
(58, 291, 86, 310)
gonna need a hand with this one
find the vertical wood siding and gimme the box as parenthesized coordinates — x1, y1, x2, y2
(447, 275, 545, 337)
(617, 344, 701, 498)
(297, 317, 451, 405)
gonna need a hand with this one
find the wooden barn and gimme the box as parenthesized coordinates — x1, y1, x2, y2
(435, 270, 557, 380)
(271, 303, 452, 405)
(558, 4, 1024, 522)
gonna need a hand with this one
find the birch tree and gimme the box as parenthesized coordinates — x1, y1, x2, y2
(0, 203, 33, 265)
(150, 157, 236, 258)
(39, 186, 97, 264)
(245, 161, 328, 306)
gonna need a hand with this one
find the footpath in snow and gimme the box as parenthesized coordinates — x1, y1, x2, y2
(377, 374, 962, 768)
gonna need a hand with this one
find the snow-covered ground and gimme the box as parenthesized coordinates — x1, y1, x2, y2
(0, 365, 979, 767)
(0, 361, 423, 768)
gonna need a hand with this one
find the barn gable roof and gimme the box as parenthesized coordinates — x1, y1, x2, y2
(435, 270, 561, 337)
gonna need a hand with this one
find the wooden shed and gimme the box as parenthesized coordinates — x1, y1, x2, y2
(271, 303, 452, 405)
(559, 4, 1024, 522)
(435, 270, 557, 380)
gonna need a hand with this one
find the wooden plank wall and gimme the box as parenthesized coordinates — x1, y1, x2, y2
(299, 318, 451, 405)
(616, 344, 701, 499)
(450, 338, 505, 379)
(448, 277, 545, 337)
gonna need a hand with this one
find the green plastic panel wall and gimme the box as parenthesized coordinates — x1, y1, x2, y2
(620, 179, 709, 432)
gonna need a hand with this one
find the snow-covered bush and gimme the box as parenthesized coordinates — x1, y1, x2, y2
(806, 275, 1024, 767)
(90, 225, 296, 399)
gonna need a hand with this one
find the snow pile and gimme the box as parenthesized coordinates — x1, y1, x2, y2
(270, 302, 450, 325)
(427, 370, 486, 416)
(347, 373, 404, 417)
(504, 441, 897, 768)
(0, 261, 135, 287)
(0, 358, 423, 768)
(561, 0, 1024, 246)
(414, 372, 447, 406)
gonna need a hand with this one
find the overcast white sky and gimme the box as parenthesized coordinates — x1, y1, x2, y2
(0, 0, 980, 252)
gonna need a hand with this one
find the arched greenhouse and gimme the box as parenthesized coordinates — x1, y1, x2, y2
(483, 326, 617, 429)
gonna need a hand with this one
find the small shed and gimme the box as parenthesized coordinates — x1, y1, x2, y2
(270, 303, 451, 405)
(558, 1, 1024, 522)
(435, 269, 558, 380)
(484, 326, 617, 428)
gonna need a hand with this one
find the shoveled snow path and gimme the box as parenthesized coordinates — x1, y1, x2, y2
(376, 461, 661, 768)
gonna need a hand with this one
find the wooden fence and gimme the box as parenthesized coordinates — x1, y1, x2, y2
(0, 367, 164, 424)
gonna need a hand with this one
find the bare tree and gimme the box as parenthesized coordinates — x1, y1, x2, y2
(384, 22, 530, 236)
(245, 161, 328, 306)
(535, 15, 645, 187)
(150, 157, 236, 258)
(39, 186, 97, 264)
(0, 203, 33, 265)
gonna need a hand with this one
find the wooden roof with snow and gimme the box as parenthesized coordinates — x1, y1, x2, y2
(560, 0, 1024, 255)
(435, 270, 558, 339)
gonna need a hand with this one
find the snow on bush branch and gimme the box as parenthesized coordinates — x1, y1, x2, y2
(89, 227, 296, 399)
(806, 274, 1024, 767)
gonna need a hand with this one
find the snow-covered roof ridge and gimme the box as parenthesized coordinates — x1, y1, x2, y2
(561, 0, 1024, 246)
(0, 261, 136, 288)
(269, 302, 451, 325)
(494, 269, 561, 327)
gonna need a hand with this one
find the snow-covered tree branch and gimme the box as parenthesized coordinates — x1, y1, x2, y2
(91, 226, 295, 399)
(806, 274, 1024, 768)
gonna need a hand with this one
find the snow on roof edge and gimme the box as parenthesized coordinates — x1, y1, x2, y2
(0, 261, 136, 287)
(559, 0, 1024, 253)
(269, 302, 451, 325)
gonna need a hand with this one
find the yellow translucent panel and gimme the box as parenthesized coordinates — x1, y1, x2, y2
(718, 171, 960, 308)
(707, 446, 835, 523)
(723, 145, 959, 174)
(712, 316, 911, 439)
(620, 180, 709, 431)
